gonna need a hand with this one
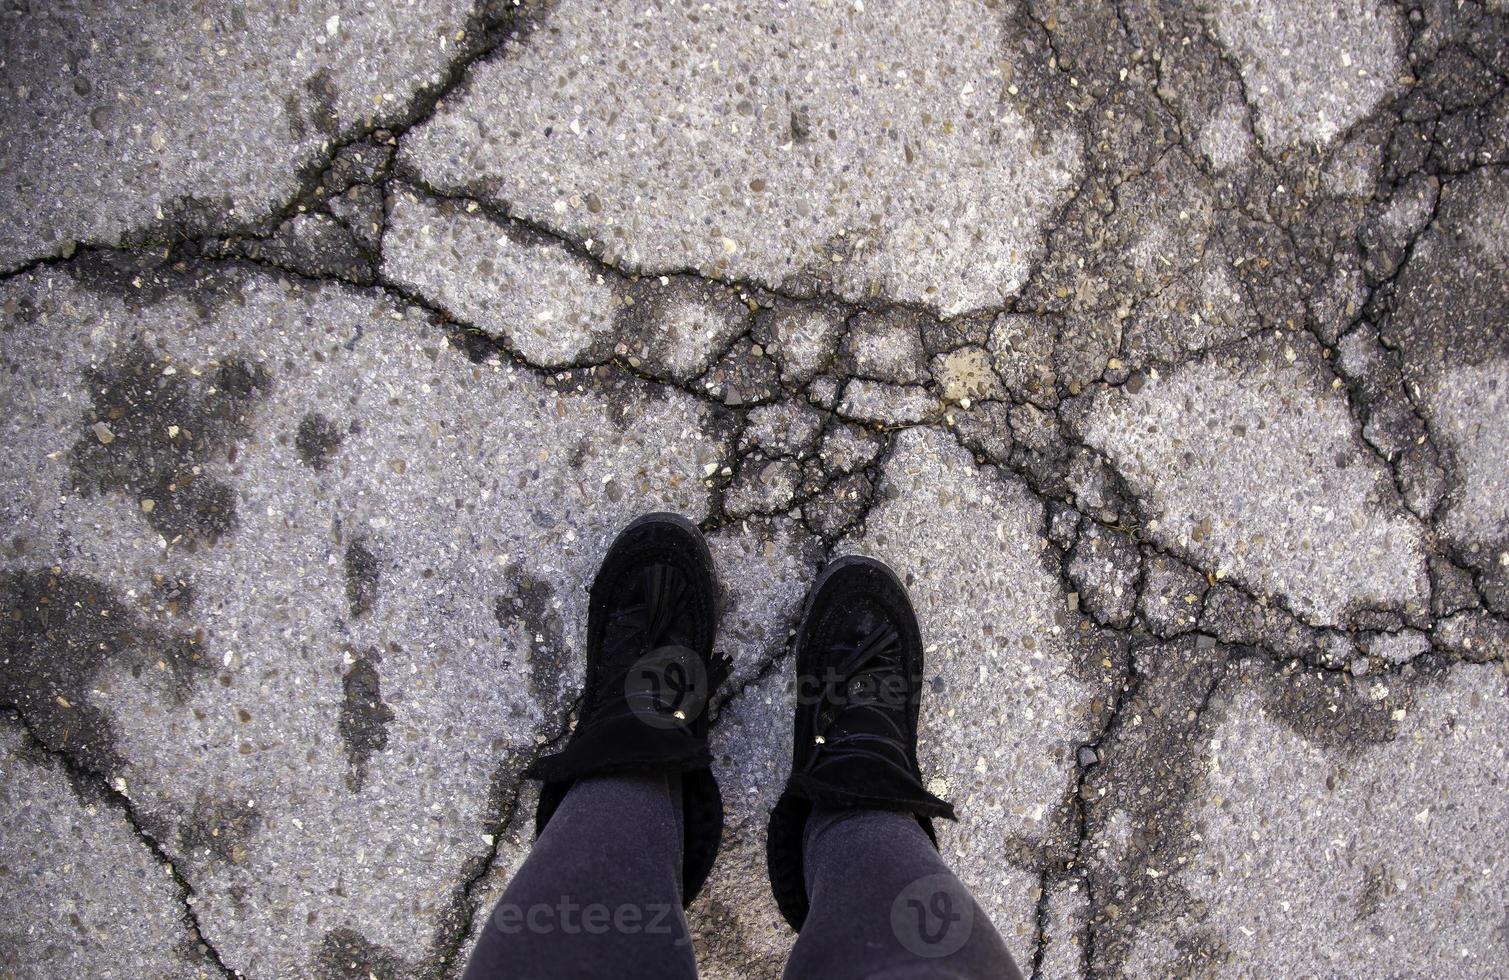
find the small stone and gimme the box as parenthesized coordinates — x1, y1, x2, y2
(92, 421, 115, 444)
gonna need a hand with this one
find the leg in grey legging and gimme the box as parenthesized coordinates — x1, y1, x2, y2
(462, 773, 697, 980)
(784, 808, 1024, 980)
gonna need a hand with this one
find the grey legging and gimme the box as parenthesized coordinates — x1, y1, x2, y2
(461, 773, 1023, 979)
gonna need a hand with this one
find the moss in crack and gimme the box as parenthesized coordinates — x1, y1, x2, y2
(344, 539, 381, 618)
(178, 792, 263, 866)
(340, 649, 395, 793)
(69, 341, 271, 546)
(0, 568, 210, 778)
(296, 411, 345, 471)
(494, 571, 571, 724)
(315, 927, 408, 980)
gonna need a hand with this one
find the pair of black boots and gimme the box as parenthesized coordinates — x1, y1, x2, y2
(524, 513, 953, 930)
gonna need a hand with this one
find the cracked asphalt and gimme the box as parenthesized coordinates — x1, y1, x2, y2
(1, 1, 1506, 977)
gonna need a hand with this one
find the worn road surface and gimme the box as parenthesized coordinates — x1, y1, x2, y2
(2, 1, 1507, 977)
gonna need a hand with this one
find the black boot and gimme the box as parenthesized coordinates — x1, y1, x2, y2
(525, 513, 730, 907)
(765, 555, 954, 931)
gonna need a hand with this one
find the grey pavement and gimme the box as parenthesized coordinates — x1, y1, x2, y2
(0, 1, 1506, 978)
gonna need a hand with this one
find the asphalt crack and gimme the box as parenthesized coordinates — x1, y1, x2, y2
(4, 709, 238, 980)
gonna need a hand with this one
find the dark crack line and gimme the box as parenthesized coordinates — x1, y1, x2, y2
(1028, 865, 1055, 980)
(383, 174, 1033, 338)
(0, 0, 551, 279)
(1062, 629, 1142, 980)
(390, 166, 1019, 323)
(3, 710, 238, 980)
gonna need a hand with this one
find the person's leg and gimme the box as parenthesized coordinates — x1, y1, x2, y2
(765, 556, 1021, 977)
(462, 514, 728, 977)
(462, 772, 697, 980)
(783, 807, 1023, 980)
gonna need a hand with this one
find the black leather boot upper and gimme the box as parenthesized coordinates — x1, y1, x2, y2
(766, 554, 953, 931)
(525, 512, 729, 906)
